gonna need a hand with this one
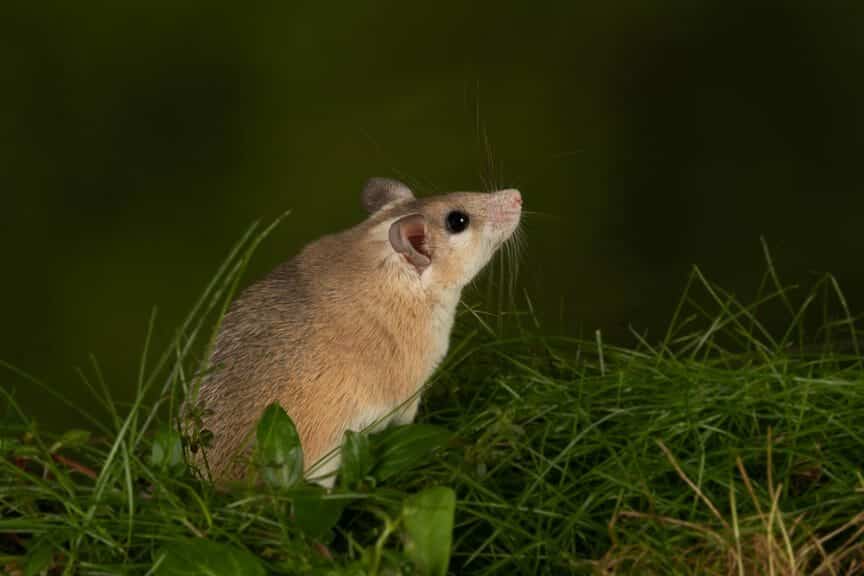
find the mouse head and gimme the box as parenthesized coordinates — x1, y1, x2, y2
(363, 178, 522, 292)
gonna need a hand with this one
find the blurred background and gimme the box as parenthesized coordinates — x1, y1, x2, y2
(3, 1, 863, 428)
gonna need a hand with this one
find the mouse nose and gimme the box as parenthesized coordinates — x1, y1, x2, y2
(499, 188, 522, 208)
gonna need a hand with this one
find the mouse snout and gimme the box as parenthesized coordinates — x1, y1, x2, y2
(487, 188, 522, 229)
(493, 188, 523, 216)
(499, 188, 522, 208)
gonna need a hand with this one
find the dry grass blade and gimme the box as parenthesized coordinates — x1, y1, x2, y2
(657, 440, 730, 530)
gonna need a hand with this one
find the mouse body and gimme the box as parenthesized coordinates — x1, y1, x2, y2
(195, 178, 522, 484)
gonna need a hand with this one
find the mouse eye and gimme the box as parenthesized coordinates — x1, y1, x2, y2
(445, 210, 470, 234)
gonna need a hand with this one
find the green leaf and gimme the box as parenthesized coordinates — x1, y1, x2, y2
(155, 539, 266, 575)
(50, 428, 91, 452)
(339, 430, 372, 488)
(292, 488, 349, 541)
(0, 436, 15, 455)
(25, 535, 56, 576)
(402, 486, 455, 576)
(150, 427, 184, 473)
(254, 402, 304, 489)
(13, 444, 40, 458)
(371, 424, 451, 482)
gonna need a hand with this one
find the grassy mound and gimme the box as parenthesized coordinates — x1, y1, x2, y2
(2, 220, 862, 574)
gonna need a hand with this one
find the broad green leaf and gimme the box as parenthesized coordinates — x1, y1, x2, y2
(292, 489, 349, 541)
(150, 427, 184, 473)
(155, 539, 266, 575)
(25, 535, 55, 576)
(254, 402, 304, 489)
(402, 486, 455, 576)
(339, 429, 372, 488)
(371, 424, 451, 482)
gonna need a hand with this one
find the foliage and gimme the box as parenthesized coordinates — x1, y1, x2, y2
(255, 403, 304, 490)
(1, 221, 863, 574)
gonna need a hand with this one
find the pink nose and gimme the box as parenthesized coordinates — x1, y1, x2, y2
(500, 188, 522, 207)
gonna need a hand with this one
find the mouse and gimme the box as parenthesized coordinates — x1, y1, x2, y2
(193, 177, 522, 486)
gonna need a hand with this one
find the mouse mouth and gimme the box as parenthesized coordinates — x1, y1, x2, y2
(489, 208, 522, 230)
(491, 214, 521, 248)
(493, 209, 522, 222)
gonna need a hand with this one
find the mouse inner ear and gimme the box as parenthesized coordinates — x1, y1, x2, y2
(363, 178, 415, 213)
(389, 214, 431, 273)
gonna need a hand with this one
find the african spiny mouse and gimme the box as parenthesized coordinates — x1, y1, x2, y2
(195, 178, 523, 485)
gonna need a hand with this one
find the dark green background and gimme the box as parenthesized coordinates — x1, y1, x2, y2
(3, 2, 863, 428)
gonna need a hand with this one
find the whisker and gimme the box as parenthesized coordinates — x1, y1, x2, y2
(519, 210, 553, 218)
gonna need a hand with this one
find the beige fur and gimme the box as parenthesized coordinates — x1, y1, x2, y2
(194, 180, 522, 484)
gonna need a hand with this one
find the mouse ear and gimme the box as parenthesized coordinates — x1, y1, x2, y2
(363, 178, 415, 213)
(389, 214, 431, 273)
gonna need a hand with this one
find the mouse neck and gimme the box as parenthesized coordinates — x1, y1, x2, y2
(426, 284, 462, 317)
(375, 260, 463, 341)
(427, 286, 461, 346)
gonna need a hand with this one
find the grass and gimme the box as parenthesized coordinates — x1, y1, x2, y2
(1, 219, 863, 575)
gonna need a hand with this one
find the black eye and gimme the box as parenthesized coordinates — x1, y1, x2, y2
(445, 210, 470, 234)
